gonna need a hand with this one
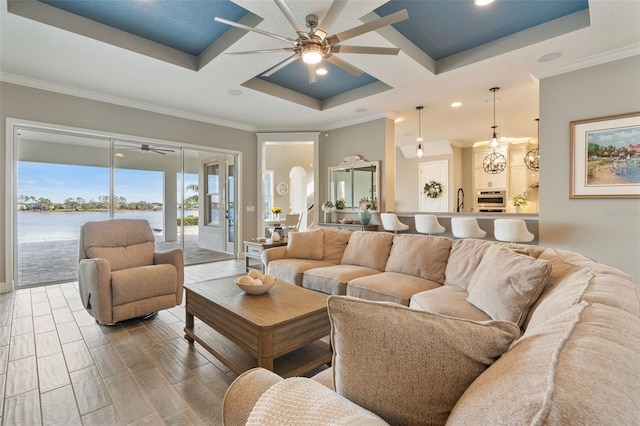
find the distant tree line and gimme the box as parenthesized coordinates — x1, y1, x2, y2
(588, 143, 637, 160)
(18, 195, 160, 211)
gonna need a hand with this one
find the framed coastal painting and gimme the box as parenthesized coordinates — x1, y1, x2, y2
(570, 112, 640, 198)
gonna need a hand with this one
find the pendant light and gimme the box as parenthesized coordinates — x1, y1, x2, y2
(525, 118, 540, 171)
(416, 106, 424, 158)
(483, 87, 506, 174)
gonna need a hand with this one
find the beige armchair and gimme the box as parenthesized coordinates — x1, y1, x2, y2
(78, 219, 184, 325)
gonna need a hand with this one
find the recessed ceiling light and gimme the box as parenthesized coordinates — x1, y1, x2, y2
(227, 89, 242, 96)
(451, 101, 462, 108)
(316, 67, 328, 76)
(536, 52, 562, 63)
(115, 152, 125, 158)
(474, 0, 494, 6)
(355, 108, 368, 113)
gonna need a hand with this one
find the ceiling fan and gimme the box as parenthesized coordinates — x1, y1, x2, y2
(115, 144, 175, 157)
(215, 0, 408, 83)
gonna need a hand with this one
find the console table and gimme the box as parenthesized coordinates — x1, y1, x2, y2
(319, 223, 378, 232)
(244, 239, 288, 272)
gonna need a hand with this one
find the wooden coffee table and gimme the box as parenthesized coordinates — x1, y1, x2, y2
(184, 275, 332, 378)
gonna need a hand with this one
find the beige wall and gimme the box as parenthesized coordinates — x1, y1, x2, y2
(1, 82, 258, 286)
(319, 118, 392, 212)
(539, 55, 640, 281)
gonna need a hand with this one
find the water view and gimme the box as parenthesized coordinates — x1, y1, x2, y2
(17, 210, 198, 243)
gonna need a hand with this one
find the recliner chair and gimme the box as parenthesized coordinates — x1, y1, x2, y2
(78, 219, 184, 325)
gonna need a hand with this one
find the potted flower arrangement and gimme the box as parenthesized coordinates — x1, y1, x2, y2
(321, 200, 334, 223)
(423, 180, 443, 198)
(271, 206, 282, 219)
(335, 198, 346, 210)
(510, 194, 528, 213)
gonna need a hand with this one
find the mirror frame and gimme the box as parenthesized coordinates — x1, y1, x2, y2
(328, 160, 380, 212)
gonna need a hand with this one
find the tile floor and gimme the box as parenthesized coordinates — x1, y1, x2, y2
(1, 259, 249, 426)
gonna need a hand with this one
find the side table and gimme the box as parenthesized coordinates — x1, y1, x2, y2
(244, 239, 288, 272)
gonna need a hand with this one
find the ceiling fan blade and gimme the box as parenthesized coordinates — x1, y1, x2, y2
(326, 9, 408, 45)
(308, 63, 317, 84)
(214, 17, 296, 44)
(262, 55, 299, 77)
(226, 48, 295, 55)
(273, 0, 310, 40)
(316, 0, 347, 40)
(325, 55, 364, 77)
(332, 45, 400, 55)
(150, 150, 167, 155)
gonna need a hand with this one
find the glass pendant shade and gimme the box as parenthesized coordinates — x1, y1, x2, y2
(415, 106, 425, 157)
(525, 118, 540, 171)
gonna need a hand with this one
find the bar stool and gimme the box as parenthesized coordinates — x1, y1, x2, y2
(415, 215, 446, 235)
(451, 217, 486, 239)
(380, 213, 410, 233)
(494, 219, 534, 243)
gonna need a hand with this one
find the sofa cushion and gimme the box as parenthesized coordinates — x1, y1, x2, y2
(347, 272, 441, 306)
(466, 245, 552, 326)
(86, 241, 156, 272)
(328, 296, 520, 425)
(303, 265, 381, 295)
(409, 286, 491, 321)
(111, 264, 177, 305)
(322, 227, 352, 264)
(448, 302, 640, 425)
(385, 234, 451, 283)
(341, 231, 393, 271)
(268, 259, 335, 287)
(284, 229, 323, 260)
(444, 239, 545, 289)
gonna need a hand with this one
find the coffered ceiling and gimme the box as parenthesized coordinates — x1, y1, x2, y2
(1, 0, 639, 149)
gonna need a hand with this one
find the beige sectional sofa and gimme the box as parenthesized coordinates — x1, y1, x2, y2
(224, 228, 640, 425)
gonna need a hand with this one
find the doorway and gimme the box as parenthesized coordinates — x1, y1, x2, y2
(419, 160, 449, 212)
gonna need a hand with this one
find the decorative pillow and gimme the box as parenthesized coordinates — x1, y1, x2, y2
(466, 245, 552, 326)
(385, 234, 451, 283)
(322, 228, 352, 264)
(340, 232, 394, 271)
(284, 229, 323, 260)
(328, 296, 520, 425)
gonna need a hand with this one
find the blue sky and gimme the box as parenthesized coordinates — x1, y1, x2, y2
(18, 162, 198, 204)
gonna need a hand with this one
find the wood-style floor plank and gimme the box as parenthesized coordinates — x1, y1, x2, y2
(79, 323, 110, 348)
(104, 371, 155, 424)
(69, 365, 112, 415)
(90, 343, 128, 378)
(37, 352, 71, 393)
(33, 314, 56, 334)
(35, 329, 62, 358)
(41, 384, 83, 426)
(61, 339, 94, 372)
(5, 355, 38, 397)
(56, 320, 83, 344)
(133, 368, 189, 419)
(173, 376, 218, 420)
(3, 389, 41, 426)
(146, 345, 195, 385)
(9, 333, 35, 361)
(81, 404, 123, 426)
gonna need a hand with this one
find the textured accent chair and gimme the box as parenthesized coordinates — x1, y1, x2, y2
(380, 213, 410, 233)
(494, 219, 535, 243)
(451, 217, 487, 239)
(78, 219, 184, 325)
(415, 214, 446, 235)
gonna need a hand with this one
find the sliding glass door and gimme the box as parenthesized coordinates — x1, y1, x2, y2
(12, 126, 238, 288)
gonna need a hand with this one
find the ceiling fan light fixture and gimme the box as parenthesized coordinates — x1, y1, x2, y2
(316, 67, 328, 75)
(475, 0, 495, 6)
(302, 47, 323, 64)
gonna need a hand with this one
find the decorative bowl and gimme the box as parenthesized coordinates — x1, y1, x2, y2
(234, 277, 275, 295)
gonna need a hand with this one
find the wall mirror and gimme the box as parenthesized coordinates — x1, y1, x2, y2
(329, 158, 380, 211)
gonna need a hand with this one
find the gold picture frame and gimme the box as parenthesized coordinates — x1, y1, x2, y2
(570, 112, 640, 199)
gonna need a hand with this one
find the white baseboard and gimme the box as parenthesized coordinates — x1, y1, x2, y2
(0, 282, 12, 293)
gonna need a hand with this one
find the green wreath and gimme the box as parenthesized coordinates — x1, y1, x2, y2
(423, 180, 443, 199)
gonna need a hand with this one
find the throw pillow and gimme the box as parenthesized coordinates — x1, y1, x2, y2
(328, 296, 520, 425)
(340, 231, 394, 271)
(284, 229, 323, 260)
(466, 245, 552, 326)
(322, 227, 352, 264)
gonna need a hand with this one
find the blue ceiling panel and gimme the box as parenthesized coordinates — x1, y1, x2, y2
(376, 0, 589, 60)
(258, 59, 379, 101)
(38, 0, 249, 56)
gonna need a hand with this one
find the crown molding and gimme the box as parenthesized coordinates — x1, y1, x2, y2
(0, 73, 255, 132)
(531, 44, 640, 81)
(321, 111, 400, 132)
